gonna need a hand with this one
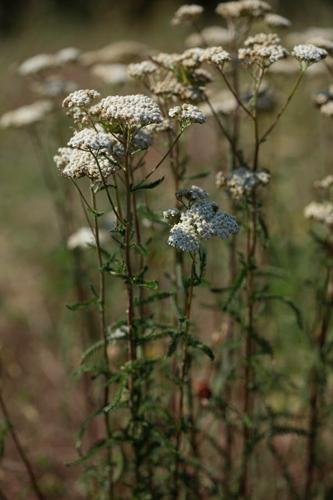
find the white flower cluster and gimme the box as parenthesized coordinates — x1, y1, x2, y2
(239, 33, 288, 67)
(18, 47, 80, 76)
(314, 85, 333, 117)
(0, 100, 53, 128)
(265, 13, 291, 29)
(67, 127, 124, 158)
(308, 37, 333, 57)
(216, 0, 271, 20)
(292, 44, 328, 66)
(314, 175, 333, 190)
(169, 103, 206, 125)
(67, 227, 108, 250)
(90, 94, 163, 128)
(171, 4, 203, 26)
(216, 166, 270, 199)
(54, 146, 119, 181)
(304, 201, 333, 227)
(166, 186, 239, 252)
(63, 89, 101, 124)
(128, 61, 158, 79)
(33, 77, 78, 98)
(153, 47, 230, 70)
(92, 64, 129, 86)
(186, 26, 234, 48)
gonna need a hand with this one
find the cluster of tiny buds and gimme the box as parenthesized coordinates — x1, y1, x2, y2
(67, 226, 109, 250)
(216, 0, 271, 20)
(304, 201, 333, 227)
(264, 13, 291, 29)
(90, 94, 163, 129)
(18, 47, 80, 76)
(239, 33, 288, 67)
(314, 175, 333, 190)
(128, 61, 158, 80)
(165, 186, 239, 252)
(171, 4, 204, 26)
(0, 100, 53, 128)
(63, 89, 100, 124)
(169, 104, 206, 125)
(292, 44, 328, 66)
(216, 167, 270, 200)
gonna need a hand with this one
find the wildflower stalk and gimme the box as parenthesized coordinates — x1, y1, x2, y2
(90, 186, 114, 497)
(259, 69, 306, 145)
(305, 265, 333, 499)
(0, 391, 45, 500)
(123, 131, 141, 486)
(239, 65, 264, 498)
(174, 256, 197, 497)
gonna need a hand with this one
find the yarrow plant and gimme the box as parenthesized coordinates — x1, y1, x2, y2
(3, 1, 333, 499)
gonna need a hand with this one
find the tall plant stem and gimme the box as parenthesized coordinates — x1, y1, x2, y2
(223, 43, 241, 493)
(239, 77, 261, 496)
(0, 392, 45, 500)
(123, 135, 140, 485)
(90, 187, 114, 498)
(174, 259, 196, 498)
(305, 267, 332, 499)
(259, 70, 305, 145)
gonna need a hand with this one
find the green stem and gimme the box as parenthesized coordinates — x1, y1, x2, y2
(174, 258, 196, 498)
(259, 70, 305, 145)
(90, 187, 114, 498)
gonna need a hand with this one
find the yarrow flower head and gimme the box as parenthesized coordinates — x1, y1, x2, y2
(0, 100, 53, 128)
(304, 201, 333, 227)
(90, 94, 163, 129)
(216, 0, 271, 20)
(67, 127, 124, 157)
(265, 13, 291, 29)
(18, 54, 58, 76)
(165, 186, 239, 252)
(292, 44, 328, 67)
(314, 175, 333, 190)
(63, 89, 101, 124)
(92, 64, 129, 86)
(216, 166, 270, 200)
(239, 33, 288, 68)
(171, 4, 204, 26)
(186, 26, 234, 48)
(67, 227, 108, 250)
(128, 61, 158, 80)
(169, 103, 206, 126)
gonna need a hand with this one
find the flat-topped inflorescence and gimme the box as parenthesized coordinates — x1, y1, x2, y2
(0, 100, 53, 128)
(264, 13, 291, 29)
(128, 61, 158, 80)
(304, 201, 333, 227)
(216, 0, 271, 20)
(90, 94, 163, 129)
(239, 33, 288, 68)
(171, 4, 204, 26)
(169, 103, 206, 125)
(54, 146, 120, 181)
(216, 166, 270, 199)
(67, 226, 109, 250)
(314, 175, 333, 190)
(186, 26, 234, 48)
(292, 44, 328, 66)
(165, 186, 239, 252)
(63, 89, 101, 124)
